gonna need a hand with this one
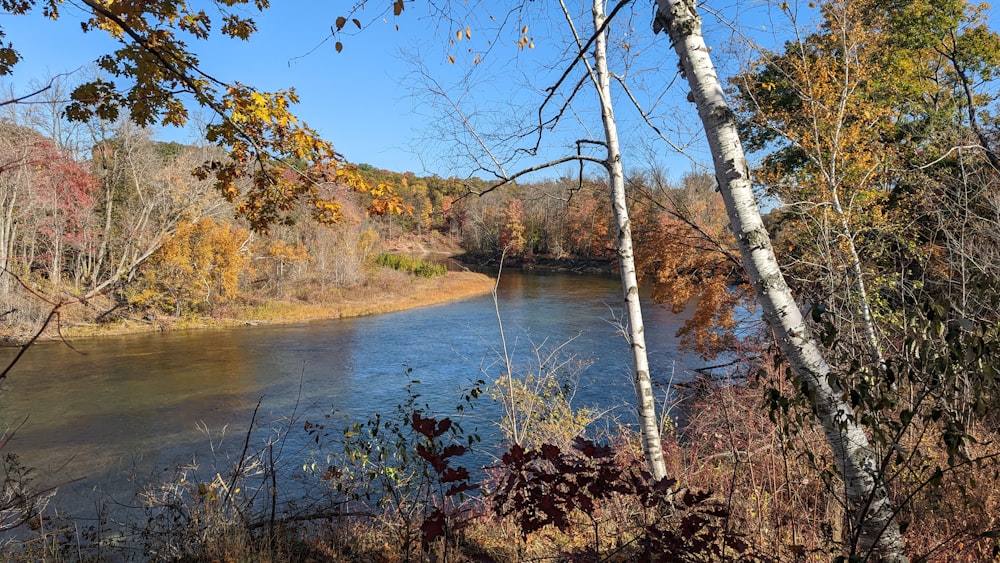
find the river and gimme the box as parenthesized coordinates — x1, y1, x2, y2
(0, 270, 697, 523)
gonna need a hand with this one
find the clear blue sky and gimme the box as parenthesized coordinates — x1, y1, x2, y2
(2, 1, 998, 181)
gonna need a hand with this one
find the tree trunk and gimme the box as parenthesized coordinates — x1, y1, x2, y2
(0, 182, 17, 300)
(591, 0, 667, 481)
(653, 1, 907, 560)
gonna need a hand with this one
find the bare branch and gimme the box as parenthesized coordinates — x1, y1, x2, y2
(461, 153, 607, 199)
(612, 73, 700, 165)
(0, 84, 52, 108)
(530, 0, 633, 153)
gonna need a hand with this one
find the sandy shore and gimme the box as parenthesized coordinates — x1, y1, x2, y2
(20, 271, 496, 342)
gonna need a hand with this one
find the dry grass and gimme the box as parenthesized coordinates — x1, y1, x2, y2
(6, 365, 1000, 561)
(233, 270, 493, 322)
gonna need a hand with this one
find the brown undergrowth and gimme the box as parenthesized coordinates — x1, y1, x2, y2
(667, 366, 1000, 562)
(4, 354, 1000, 561)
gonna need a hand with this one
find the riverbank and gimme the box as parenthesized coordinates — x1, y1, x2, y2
(455, 251, 615, 274)
(2, 236, 619, 345)
(6, 270, 495, 343)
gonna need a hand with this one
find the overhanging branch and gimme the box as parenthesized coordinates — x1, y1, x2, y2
(461, 153, 607, 199)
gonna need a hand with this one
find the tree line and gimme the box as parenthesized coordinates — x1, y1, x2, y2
(0, 101, 732, 336)
(2, 0, 1000, 559)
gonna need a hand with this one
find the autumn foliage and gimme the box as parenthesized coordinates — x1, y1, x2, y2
(1, 1, 1000, 560)
(630, 171, 750, 358)
(127, 218, 248, 316)
(2, 0, 407, 236)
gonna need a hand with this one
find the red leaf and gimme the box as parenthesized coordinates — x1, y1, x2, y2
(411, 412, 436, 439)
(421, 508, 446, 549)
(445, 482, 479, 496)
(541, 443, 561, 459)
(435, 417, 452, 437)
(440, 466, 469, 483)
(416, 443, 447, 473)
(440, 444, 466, 460)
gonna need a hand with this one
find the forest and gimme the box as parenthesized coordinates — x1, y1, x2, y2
(0, 0, 999, 561)
(0, 111, 719, 343)
(0, 112, 528, 333)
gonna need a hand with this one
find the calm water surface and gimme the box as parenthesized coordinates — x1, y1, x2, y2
(0, 271, 696, 517)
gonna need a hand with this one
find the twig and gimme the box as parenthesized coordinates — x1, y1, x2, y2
(0, 84, 51, 107)
(0, 307, 61, 382)
(460, 154, 605, 199)
(223, 397, 263, 506)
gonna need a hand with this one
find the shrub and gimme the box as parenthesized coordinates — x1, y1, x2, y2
(492, 437, 767, 562)
(375, 253, 447, 278)
(302, 378, 483, 560)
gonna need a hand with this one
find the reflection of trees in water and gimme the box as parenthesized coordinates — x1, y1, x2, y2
(0, 272, 696, 523)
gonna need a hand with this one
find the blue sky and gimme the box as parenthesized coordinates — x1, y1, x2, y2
(2, 1, 998, 181)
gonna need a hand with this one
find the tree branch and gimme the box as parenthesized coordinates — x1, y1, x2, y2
(461, 153, 607, 199)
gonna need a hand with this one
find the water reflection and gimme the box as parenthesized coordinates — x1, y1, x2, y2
(0, 270, 695, 517)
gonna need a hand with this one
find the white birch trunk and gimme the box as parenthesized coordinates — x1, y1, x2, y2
(653, 1, 906, 560)
(591, 0, 667, 481)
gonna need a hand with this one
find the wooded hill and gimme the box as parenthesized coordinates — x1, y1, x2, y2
(1, 116, 716, 339)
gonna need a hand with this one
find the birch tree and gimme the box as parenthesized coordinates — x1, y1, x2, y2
(734, 0, 894, 371)
(410, 0, 666, 480)
(0, 125, 44, 301)
(653, 1, 907, 560)
(589, 0, 666, 480)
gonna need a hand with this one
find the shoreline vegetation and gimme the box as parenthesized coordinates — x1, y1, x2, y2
(19, 268, 497, 343)
(455, 252, 614, 275)
(2, 234, 621, 345)
(5, 252, 618, 345)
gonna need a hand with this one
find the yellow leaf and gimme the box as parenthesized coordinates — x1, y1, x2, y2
(335, 16, 346, 30)
(335, 41, 343, 53)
